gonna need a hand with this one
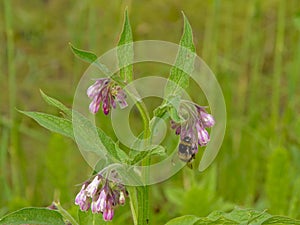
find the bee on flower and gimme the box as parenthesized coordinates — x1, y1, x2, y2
(170, 101, 215, 163)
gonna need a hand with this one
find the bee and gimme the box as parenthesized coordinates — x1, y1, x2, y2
(178, 136, 195, 163)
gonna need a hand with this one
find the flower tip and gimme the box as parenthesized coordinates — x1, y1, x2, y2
(200, 111, 215, 127)
(89, 101, 100, 114)
(103, 108, 110, 115)
(103, 208, 114, 221)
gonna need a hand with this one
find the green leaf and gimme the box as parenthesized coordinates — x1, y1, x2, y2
(165, 215, 200, 225)
(0, 207, 65, 225)
(69, 43, 97, 64)
(20, 111, 74, 139)
(167, 95, 183, 123)
(72, 111, 130, 164)
(22, 91, 130, 165)
(165, 12, 196, 98)
(40, 90, 72, 118)
(166, 208, 300, 225)
(129, 130, 166, 165)
(117, 9, 133, 82)
(129, 145, 166, 165)
(153, 95, 183, 123)
(69, 43, 111, 76)
(263, 215, 300, 224)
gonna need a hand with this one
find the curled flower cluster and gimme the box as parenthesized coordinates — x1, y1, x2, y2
(171, 103, 215, 157)
(75, 172, 128, 221)
(87, 78, 128, 115)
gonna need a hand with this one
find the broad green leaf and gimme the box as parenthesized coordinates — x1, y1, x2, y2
(40, 90, 72, 118)
(0, 207, 65, 225)
(21, 107, 129, 164)
(165, 215, 200, 225)
(78, 209, 106, 225)
(72, 110, 130, 164)
(117, 9, 133, 82)
(155, 13, 196, 120)
(207, 208, 269, 224)
(166, 208, 300, 225)
(206, 208, 300, 225)
(165, 12, 196, 98)
(20, 111, 74, 139)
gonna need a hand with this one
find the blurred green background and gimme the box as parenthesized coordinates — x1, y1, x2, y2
(1, 0, 300, 224)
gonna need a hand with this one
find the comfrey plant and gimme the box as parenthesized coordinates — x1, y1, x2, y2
(6, 10, 214, 225)
(2, 8, 300, 225)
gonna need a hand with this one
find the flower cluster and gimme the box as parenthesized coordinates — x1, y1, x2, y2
(171, 103, 215, 158)
(75, 172, 127, 221)
(87, 78, 128, 115)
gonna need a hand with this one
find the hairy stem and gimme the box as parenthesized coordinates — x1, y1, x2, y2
(135, 101, 151, 225)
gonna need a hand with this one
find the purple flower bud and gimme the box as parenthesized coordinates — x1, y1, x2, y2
(85, 175, 101, 198)
(91, 200, 97, 213)
(102, 98, 110, 115)
(175, 126, 181, 135)
(196, 123, 210, 146)
(89, 98, 101, 114)
(115, 88, 128, 109)
(75, 184, 88, 207)
(95, 188, 107, 212)
(103, 208, 114, 221)
(80, 199, 91, 211)
(103, 200, 114, 221)
(200, 111, 215, 127)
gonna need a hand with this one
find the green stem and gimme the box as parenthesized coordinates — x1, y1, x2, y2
(4, 0, 20, 196)
(134, 101, 151, 225)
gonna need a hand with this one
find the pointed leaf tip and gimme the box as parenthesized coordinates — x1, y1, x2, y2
(69, 43, 98, 64)
(117, 9, 133, 82)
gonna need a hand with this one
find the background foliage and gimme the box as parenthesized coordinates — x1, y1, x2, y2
(1, 0, 300, 224)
